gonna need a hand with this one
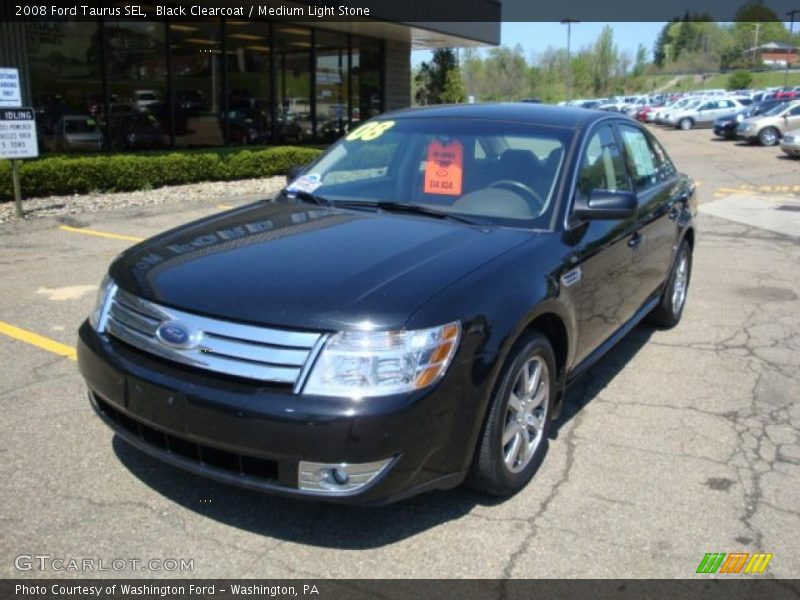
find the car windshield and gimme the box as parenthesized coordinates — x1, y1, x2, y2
(287, 117, 572, 228)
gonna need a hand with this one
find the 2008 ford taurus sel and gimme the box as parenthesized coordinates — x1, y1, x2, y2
(78, 104, 696, 504)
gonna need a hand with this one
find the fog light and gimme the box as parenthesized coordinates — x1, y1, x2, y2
(298, 458, 394, 494)
(331, 468, 349, 485)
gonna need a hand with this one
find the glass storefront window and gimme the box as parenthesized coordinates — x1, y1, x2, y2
(223, 20, 272, 145)
(26, 22, 104, 153)
(25, 21, 384, 153)
(170, 20, 223, 147)
(315, 31, 348, 143)
(105, 22, 168, 151)
(274, 25, 312, 144)
(351, 37, 382, 126)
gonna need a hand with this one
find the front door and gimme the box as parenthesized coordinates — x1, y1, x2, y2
(567, 124, 641, 365)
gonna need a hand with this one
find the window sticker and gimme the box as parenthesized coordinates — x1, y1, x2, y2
(423, 139, 463, 196)
(286, 173, 322, 194)
(345, 120, 395, 142)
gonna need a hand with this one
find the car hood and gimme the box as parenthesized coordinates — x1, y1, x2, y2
(110, 201, 532, 331)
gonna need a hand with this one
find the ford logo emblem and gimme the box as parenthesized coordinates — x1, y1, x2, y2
(155, 322, 198, 349)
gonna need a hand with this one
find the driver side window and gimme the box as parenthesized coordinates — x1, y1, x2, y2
(577, 125, 630, 201)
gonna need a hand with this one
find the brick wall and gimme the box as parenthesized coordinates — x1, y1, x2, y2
(383, 39, 411, 112)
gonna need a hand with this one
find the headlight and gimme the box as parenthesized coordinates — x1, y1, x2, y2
(735, 114, 744, 122)
(303, 322, 461, 398)
(89, 274, 116, 330)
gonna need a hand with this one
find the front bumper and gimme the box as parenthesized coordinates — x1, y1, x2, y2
(781, 141, 800, 156)
(78, 322, 483, 505)
(713, 123, 735, 137)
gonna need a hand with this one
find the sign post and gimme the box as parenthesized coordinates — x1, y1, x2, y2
(11, 160, 22, 218)
(0, 107, 38, 218)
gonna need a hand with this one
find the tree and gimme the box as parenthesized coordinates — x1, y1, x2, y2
(632, 44, 649, 77)
(486, 45, 530, 100)
(441, 69, 466, 103)
(653, 19, 678, 67)
(728, 70, 753, 90)
(414, 48, 462, 105)
(592, 25, 618, 96)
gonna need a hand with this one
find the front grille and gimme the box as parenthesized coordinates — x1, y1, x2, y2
(101, 287, 324, 385)
(94, 395, 279, 482)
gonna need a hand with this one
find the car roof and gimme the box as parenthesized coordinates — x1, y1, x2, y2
(380, 102, 612, 129)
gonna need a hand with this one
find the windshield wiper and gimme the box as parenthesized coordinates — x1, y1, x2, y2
(335, 200, 483, 226)
(277, 188, 332, 206)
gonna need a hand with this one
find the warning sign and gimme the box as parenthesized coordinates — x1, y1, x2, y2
(0, 107, 38, 159)
(424, 139, 463, 196)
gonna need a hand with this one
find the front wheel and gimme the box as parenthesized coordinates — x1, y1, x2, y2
(679, 118, 693, 131)
(648, 239, 692, 329)
(467, 332, 556, 497)
(758, 127, 779, 146)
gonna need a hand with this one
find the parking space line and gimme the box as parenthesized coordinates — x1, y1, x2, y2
(0, 321, 76, 361)
(59, 225, 144, 242)
(216, 204, 234, 209)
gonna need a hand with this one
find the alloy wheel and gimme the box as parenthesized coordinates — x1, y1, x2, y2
(502, 356, 549, 473)
(672, 252, 689, 316)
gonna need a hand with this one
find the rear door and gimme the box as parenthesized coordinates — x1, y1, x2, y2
(616, 122, 679, 312)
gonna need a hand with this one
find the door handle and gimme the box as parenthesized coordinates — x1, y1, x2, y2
(628, 232, 643, 249)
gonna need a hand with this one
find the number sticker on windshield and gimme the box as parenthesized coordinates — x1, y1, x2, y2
(346, 120, 395, 141)
(424, 139, 463, 196)
(286, 173, 322, 194)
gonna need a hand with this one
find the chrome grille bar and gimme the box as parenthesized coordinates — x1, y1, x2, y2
(103, 288, 323, 384)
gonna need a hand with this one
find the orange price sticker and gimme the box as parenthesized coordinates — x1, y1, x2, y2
(424, 139, 463, 196)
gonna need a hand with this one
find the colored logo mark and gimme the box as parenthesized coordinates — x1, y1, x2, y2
(696, 552, 773, 574)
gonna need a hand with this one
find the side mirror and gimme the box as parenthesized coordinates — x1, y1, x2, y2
(573, 190, 637, 220)
(285, 164, 307, 184)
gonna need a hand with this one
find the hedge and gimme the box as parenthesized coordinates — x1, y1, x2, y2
(0, 146, 323, 200)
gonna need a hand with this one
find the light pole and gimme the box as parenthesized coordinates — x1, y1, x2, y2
(561, 19, 579, 103)
(786, 10, 799, 89)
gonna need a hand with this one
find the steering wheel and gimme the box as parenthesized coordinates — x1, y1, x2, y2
(487, 180, 544, 216)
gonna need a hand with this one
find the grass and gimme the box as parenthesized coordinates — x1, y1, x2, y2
(656, 70, 800, 93)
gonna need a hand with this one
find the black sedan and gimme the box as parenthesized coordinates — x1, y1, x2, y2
(78, 104, 696, 504)
(714, 99, 787, 140)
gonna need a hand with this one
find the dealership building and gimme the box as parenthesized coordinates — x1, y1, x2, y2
(0, 4, 499, 153)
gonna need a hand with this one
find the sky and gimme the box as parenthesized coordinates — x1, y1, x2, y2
(411, 22, 667, 66)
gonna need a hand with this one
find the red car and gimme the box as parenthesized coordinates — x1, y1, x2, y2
(775, 87, 799, 100)
(635, 102, 664, 122)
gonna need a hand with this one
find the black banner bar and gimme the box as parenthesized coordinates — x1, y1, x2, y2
(0, 0, 798, 23)
(3, 580, 800, 600)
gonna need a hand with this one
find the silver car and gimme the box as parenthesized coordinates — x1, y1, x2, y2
(737, 101, 800, 146)
(669, 98, 744, 130)
(49, 115, 104, 152)
(780, 128, 800, 157)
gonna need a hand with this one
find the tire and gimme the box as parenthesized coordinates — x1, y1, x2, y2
(679, 118, 693, 131)
(467, 331, 556, 496)
(758, 127, 779, 146)
(648, 239, 692, 329)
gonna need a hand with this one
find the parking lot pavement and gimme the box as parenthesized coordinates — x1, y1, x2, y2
(1, 128, 798, 579)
